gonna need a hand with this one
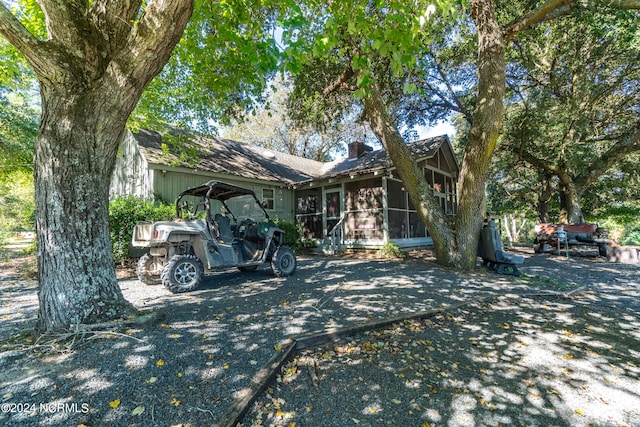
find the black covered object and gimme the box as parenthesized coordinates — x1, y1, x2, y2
(477, 220, 524, 276)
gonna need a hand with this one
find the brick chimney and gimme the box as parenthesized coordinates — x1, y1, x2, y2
(348, 141, 373, 159)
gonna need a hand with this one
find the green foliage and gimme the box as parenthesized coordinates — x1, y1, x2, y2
(622, 229, 640, 246)
(0, 92, 39, 241)
(274, 218, 302, 252)
(0, 169, 35, 237)
(283, 0, 467, 136)
(159, 130, 201, 167)
(495, 7, 640, 221)
(377, 241, 405, 259)
(0, 94, 38, 173)
(109, 197, 174, 261)
(589, 206, 640, 246)
(132, 0, 283, 133)
(220, 75, 355, 161)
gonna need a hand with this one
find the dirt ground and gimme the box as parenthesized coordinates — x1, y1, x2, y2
(1, 248, 639, 427)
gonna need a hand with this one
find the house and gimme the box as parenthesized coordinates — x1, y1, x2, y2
(111, 128, 460, 250)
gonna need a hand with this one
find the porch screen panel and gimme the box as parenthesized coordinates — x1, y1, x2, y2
(388, 210, 408, 238)
(387, 179, 406, 209)
(345, 210, 383, 240)
(344, 178, 383, 240)
(409, 211, 427, 237)
(295, 188, 322, 239)
(387, 178, 427, 238)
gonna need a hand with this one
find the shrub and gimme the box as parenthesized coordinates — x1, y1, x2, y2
(593, 206, 640, 246)
(273, 218, 302, 252)
(378, 241, 405, 259)
(621, 227, 640, 246)
(109, 196, 174, 262)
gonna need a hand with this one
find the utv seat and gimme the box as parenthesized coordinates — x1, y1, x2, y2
(478, 220, 524, 276)
(215, 214, 235, 243)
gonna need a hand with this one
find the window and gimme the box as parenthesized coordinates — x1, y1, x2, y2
(295, 189, 322, 239)
(262, 188, 274, 210)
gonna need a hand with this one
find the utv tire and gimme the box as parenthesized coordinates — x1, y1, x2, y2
(271, 246, 296, 277)
(137, 253, 162, 285)
(162, 254, 203, 293)
(238, 265, 259, 272)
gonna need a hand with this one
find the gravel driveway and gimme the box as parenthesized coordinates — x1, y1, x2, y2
(0, 249, 638, 427)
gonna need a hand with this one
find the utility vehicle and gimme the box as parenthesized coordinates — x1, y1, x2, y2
(132, 181, 296, 293)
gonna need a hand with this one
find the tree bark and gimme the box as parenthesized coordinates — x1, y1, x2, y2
(536, 171, 554, 223)
(558, 181, 585, 224)
(1, 0, 194, 330)
(455, 0, 506, 268)
(360, 0, 505, 270)
(361, 83, 457, 266)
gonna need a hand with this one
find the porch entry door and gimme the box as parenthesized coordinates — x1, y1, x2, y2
(324, 188, 342, 237)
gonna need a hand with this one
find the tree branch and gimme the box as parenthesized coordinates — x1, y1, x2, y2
(37, 0, 88, 48)
(577, 125, 640, 188)
(110, 0, 193, 94)
(603, 0, 640, 8)
(323, 66, 355, 96)
(0, 3, 48, 73)
(89, 0, 142, 54)
(503, 0, 575, 42)
(504, 0, 640, 42)
(509, 144, 564, 177)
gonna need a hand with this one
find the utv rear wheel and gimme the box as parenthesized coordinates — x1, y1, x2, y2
(271, 246, 296, 277)
(162, 254, 203, 293)
(137, 253, 162, 285)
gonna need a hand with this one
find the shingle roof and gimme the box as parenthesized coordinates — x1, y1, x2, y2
(317, 135, 449, 181)
(132, 129, 451, 186)
(133, 128, 324, 185)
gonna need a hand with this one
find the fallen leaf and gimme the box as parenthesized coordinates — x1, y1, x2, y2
(109, 399, 121, 409)
(177, 372, 183, 377)
(131, 406, 145, 416)
(156, 359, 165, 367)
(564, 354, 574, 359)
(575, 409, 585, 416)
(3, 392, 13, 400)
(147, 377, 158, 384)
(170, 397, 181, 406)
(391, 399, 401, 404)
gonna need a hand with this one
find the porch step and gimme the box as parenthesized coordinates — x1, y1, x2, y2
(314, 240, 345, 255)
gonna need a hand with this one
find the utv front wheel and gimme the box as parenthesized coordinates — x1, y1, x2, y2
(137, 253, 162, 285)
(271, 246, 296, 277)
(162, 254, 203, 293)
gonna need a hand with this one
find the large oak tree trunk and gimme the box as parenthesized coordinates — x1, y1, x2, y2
(455, 0, 506, 268)
(536, 171, 554, 223)
(1, 0, 194, 330)
(558, 182, 585, 224)
(361, 0, 505, 270)
(34, 86, 136, 329)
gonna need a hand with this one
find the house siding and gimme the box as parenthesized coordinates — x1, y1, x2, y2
(111, 129, 459, 250)
(111, 132, 153, 199)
